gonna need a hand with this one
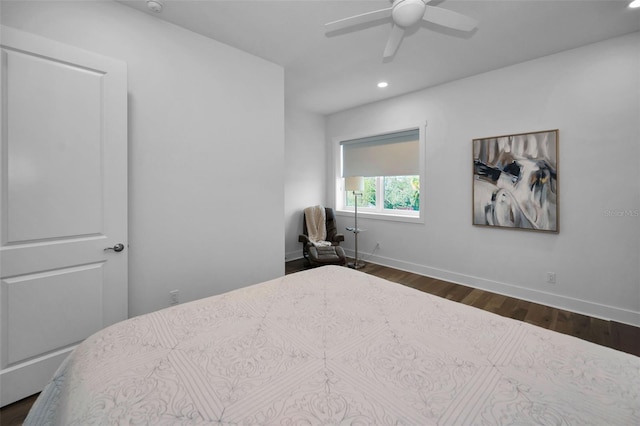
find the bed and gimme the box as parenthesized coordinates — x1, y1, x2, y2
(26, 266, 640, 425)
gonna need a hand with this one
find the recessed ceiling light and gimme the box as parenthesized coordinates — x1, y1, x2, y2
(630, 0, 640, 8)
(377, 81, 389, 88)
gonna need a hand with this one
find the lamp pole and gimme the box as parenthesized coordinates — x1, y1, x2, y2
(345, 176, 365, 269)
(354, 191, 359, 268)
(350, 190, 364, 269)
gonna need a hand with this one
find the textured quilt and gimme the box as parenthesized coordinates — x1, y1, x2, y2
(26, 266, 640, 425)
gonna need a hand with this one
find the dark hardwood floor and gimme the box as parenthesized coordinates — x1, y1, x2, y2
(3, 259, 638, 425)
(0, 394, 37, 426)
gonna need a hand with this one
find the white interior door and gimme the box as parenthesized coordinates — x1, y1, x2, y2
(0, 26, 128, 406)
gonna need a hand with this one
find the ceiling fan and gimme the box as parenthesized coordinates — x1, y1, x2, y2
(325, 0, 478, 60)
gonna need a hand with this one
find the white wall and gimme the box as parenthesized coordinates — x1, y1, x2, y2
(284, 105, 327, 260)
(2, 0, 285, 317)
(326, 32, 640, 326)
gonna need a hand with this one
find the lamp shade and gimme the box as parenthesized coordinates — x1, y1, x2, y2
(345, 176, 364, 192)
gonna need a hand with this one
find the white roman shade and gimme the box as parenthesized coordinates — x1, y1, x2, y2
(341, 129, 419, 177)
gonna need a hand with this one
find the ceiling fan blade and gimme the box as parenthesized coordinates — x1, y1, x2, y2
(422, 5, 478, 32)
(325, 7, 393, 32)
(383, 24, 406, 59)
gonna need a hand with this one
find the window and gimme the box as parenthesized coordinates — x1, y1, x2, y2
(338, 128, 422, 220)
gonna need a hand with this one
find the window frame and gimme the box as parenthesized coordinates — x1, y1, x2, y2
(333, 125, 426, 224)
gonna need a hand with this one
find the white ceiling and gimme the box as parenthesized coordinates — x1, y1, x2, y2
(119, 0, 640, 115)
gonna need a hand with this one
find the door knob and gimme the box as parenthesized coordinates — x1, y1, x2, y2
(104, 243, 125, 252)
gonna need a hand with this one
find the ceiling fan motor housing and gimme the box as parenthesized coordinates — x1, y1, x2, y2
(392, 0, 427, 27)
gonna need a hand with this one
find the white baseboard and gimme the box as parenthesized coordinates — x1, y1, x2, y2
(285, 251, 304, 262)
(347, 249, 640, 328)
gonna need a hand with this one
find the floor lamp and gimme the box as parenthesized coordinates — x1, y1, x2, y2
(345, 176, 365, 269)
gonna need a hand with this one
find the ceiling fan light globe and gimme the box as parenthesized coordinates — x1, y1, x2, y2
(146, 0, 163, 13)
(392, 0, 427, 27)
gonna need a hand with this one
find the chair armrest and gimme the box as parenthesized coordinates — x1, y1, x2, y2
(333, 233, 345, 243)
(299, 234, 311, 244)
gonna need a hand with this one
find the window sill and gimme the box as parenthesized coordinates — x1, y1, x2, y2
(336, 209, 424, 224)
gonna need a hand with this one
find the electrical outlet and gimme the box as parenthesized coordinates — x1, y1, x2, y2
(546, 272, 556, 284)
(375, 242, 381, 250)
(169, 290, 179, 306)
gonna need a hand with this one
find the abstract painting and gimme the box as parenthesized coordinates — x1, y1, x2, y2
(473, 130, 558, 232)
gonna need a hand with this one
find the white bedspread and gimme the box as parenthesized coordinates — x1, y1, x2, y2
(26, 266, 640, 425)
